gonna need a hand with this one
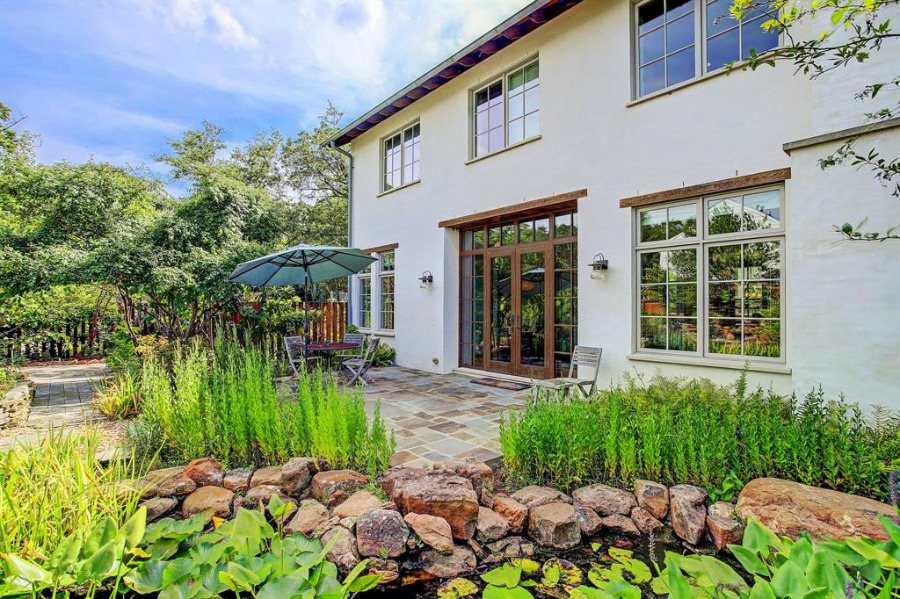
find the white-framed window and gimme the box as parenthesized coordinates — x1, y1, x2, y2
(382, 122, 420, 192)
(634, 186, 784, 361)
(472, 59, 540, 158)
(357, 264, 372, 329)
(379, 251, 395, 331)
(633, 0, 779, 97)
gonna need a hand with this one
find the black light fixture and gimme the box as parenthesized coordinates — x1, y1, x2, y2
(590, 253, 609, 280)
(419, 270, 433, 287)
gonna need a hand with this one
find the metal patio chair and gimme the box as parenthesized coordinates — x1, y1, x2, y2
(533, 345, 603, 398)
(340, 337, 380, 386)
(284, 335, 320, 377)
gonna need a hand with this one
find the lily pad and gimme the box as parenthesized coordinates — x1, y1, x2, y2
(437, 577, 479, 599)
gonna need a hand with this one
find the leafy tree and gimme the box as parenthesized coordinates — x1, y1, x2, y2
(730, 0, 899, 241)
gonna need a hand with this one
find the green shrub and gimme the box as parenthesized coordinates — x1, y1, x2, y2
(92, 369, 141, 420)
(0, 365, 18, 394)
(500, 374, 897, 500)
(0, 428, 147, 558)
(129, 338, 395, 476)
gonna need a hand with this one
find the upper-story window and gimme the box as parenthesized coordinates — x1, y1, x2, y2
(472, 59, 540, 158)
(634, 0, 779, 97)
(382, 122, 420, 192)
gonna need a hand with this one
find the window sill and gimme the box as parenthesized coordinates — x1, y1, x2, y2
(627, 352, 791, 374)
(377, 179, 421, 198)
(465, 135, 542, 166)
(373, 330, 395, 338)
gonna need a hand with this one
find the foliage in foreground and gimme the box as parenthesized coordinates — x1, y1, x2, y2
(500, 374, 900, 500)
(0, 365, 18, 394)
(127, 338, 395, 476)
(0, 429, 146, 559)
(1, 498, 379, 598)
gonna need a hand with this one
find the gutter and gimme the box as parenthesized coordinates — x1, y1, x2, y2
(329, 140, 355, 322)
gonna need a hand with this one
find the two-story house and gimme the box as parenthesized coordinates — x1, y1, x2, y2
(328, 0, 899, 409)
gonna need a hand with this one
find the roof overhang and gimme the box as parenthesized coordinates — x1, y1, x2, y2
(328, 0, 583, 148)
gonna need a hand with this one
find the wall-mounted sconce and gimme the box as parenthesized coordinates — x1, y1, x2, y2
(419, 270, 434, 288)
(590, 253, 609, 280)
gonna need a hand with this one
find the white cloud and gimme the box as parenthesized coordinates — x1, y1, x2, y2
(151, 0, 259, 50)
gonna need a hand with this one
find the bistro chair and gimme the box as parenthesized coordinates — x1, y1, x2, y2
(533, 345, 603, 398)
(340, 338, 380, 386)
(336, 332, 366, 366)
(284, 335, 321, 377)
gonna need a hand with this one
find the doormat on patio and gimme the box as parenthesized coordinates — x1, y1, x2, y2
(470, 378, 530, 391)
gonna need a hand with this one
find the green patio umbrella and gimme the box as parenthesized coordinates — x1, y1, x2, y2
(228, 244, 377, 354)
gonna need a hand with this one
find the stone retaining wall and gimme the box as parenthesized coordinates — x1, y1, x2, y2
(0, 381, 32, 429)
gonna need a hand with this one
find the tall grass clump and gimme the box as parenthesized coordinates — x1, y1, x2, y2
(128, 337, 394, 477)
(0, 428, 146, 557)
(93, 369, 141, 420)
(500, 373, 898, 501)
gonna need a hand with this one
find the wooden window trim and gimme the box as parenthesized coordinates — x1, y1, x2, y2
(619, 168, 790, 209)
(439, 189, 586, 229)
(362, 242, 399, 254)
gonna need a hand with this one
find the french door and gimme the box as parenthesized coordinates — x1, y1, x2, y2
(486, 245, 552, 378)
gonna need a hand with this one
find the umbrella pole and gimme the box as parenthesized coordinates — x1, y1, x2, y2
(304, 269, 310, 360)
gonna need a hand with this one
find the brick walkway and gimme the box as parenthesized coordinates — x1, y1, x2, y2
(362, 367, 531, 468)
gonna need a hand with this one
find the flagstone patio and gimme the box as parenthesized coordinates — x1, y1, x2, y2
(361, 367, 532, 468)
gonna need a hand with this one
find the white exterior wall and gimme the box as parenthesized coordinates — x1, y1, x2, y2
(349, 1, 900, 409)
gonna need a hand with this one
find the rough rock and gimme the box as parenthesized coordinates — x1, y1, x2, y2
(485, 536, 535, 559)
(416, 546, 477, 579)
(340, 517, 358, 533)
(243, 484, 295, 518)
(708, 501, 736, 521)
(378, 467, 429, 498)
(141, 497, 178, 522)
(707, 515, 745, 550)
(573, 483, 637, 516)
(634, 480, 669, 519)
(249, 466, 282, 489)
(321, 526, 359, 572)
(575, 505, 603, 537)
(476, 507, 510, 543)
(356, 509, 407, 558)
(391, 470, 479, 540)
(670, 485, 708, 545)
(313, 517, 341, 539)
(511, 486, 572, 509)
(736, 478, 899, 541)
(600, 514, 640, 537)
(527, 502, 581, 549)
(333, 490, 388, 519)
(631, 507, 664, 534)
(404, 513, 455, 555)
(182, 486, 234, 519)
(146, 467, 196, 497)
(433, 460, 494, 503)
(183, 458, 225, 487)
(281, 458, 315, 495)
(311, 470, 369, 508)
(285, 499, 330, 536)
(493, 495, 529, 533)
(223, 468, 254, 493)
(481, 488, 495, 508)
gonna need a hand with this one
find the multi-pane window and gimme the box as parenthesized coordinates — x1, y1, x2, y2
(382, 123, 420, 192)
(379, 251, 395, 330)
(357, 265, 372, 329)
(634, 0, 779, 97)
(473, 60, 540, 158)
(634, 187, 784, 360)
(459, 255, 485, 367)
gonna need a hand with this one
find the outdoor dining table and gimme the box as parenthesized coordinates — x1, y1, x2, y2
(305, 342, 359, 370)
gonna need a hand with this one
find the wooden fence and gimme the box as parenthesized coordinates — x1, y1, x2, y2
(2, 318, 105, 362)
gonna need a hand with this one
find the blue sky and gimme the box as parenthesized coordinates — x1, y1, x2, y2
(1, 0, 528, 178)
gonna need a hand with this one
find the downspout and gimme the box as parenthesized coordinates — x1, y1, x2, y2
(329, 140, 354, 324)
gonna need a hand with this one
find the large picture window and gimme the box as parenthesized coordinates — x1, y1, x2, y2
(382, 123, 420, 192)
(634, 0, 779, 97)
(472, 59, 540, 158)
(634, 187, 783, 361)
(379, 251, 395, 330)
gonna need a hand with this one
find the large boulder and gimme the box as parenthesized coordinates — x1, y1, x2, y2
(573, 483, 637, 516)
(634, 480, 669, 519)
(182, 486, 234, 519)
(511, 486, 572, 509)
(736, 478, 899, 541)
(312, 470, 369, 508)
(527, 502, 581, 549)
(285, 499, 330, 536)
(356, 509, 407, 558)
(493, 495, 528, 533)
(476, 507, 510, 543)
(404, 513, 455, 555)
(281, 458, 316, 496)
(333, 491, 388, 519)
(670, 485, 708, 545)
(433, 460, 494, 504)
(184, 458, 225, 487)
(390, 470, 479, 540)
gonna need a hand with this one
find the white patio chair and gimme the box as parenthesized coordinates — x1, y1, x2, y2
(340, 338, 380, 386)
(533, 345, 603, 398)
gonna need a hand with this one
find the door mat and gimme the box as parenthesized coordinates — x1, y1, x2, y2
(470, 378, 530, 391)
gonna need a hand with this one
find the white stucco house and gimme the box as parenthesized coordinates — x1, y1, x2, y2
(328, 0, 900, 409)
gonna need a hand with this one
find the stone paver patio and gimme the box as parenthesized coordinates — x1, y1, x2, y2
(361, 367, 531, 468)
